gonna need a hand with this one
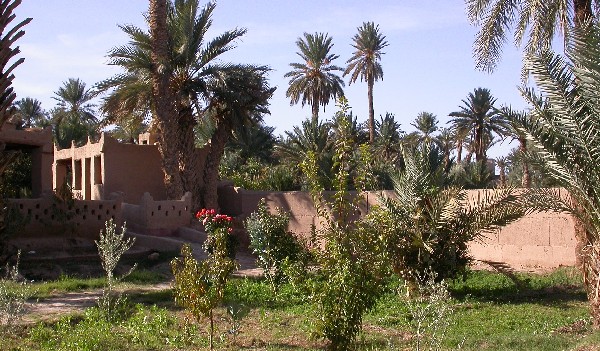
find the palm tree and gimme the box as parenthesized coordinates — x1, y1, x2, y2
(374, 112, 403, 164)
(512, 22, 600, 327)
(0, 0, 31, 265)
(201, 65, 275, 207)
(227, 123, 276, 164)
(495, 156, 510, 188)
(467, 0, 597, 72)
(276, 118, 333, 189)
(380, 143, 524, 284)
(103, 0, 269, 209)
(344, 22, 388, 143)
(449, 88, 509, 163)
(12, 97, 46, 128)
(285, 32, 345, 122)
(52, 78, 99, 148)
(436, 127, 455, 169)
(499, 107, 532, 187)
(406, 111, 439, 147)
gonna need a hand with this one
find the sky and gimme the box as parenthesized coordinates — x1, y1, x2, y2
(12, 0, 530, 158)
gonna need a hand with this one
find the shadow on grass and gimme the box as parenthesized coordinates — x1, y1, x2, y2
(449, 267, 587, 307)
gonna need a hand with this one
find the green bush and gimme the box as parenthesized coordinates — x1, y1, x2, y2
(246, 199, 308, 289)
(301, 107, 390, 350)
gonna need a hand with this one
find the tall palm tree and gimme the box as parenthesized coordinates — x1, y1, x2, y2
(344, 22, 388, 143)
(102, 0, 269, 208)
(12, 97, 46, 128)
(285, 32, 345, 122)
(407, 111, 439, 147)
(513, 22, 600, 327)
(449, 88, 509, 162)
(52, 78, 99, 148)
(0, 0, 31, 265)
(467, 0, 597, 72)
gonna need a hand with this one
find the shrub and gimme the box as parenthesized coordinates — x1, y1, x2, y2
(301, 106, 390, 350)
(379, 144, 524, 285)
(172, 209, 238, 350)
(0, 250, 33, 334)
(246, 199, 307, 289)
(95, 219, 136, 321)
(198, 208, 237, 259)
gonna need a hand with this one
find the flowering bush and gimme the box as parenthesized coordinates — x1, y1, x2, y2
(173, 208, 239, 350)
(196, 208, 233, 233)
(196, 209, 237, 259)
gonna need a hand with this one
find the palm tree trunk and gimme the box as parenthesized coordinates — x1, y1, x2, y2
(456, 139, 463, 163)
(498, 166, 506, 188)
(475, 125, 484, 162)
(149, 0, 185, 200)
(572, 0, 599, 328)
(179, 105, 202, 209)
(201, 119, 231, 210)
(368, 75, 375, 144)
(574, 0, 593, 26)
(311, 90, 319, 123)
(519, 137, 531, 188)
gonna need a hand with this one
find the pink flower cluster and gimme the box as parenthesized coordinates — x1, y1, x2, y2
(196, 208, 233, 233)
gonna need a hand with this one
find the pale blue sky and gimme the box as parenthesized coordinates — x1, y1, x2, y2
(13, 1, 529, 158)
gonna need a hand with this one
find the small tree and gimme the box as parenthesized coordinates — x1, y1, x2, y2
(95, 219, 135, 321)
(301, 102, 389, 350)
(171, 209, 237, 350)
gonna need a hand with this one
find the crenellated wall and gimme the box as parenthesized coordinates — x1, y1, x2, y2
(122, 192, 193, 236)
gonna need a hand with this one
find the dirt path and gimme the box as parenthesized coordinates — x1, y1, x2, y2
(23, 241, 262, 323)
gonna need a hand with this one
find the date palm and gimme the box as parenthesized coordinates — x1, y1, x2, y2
(344, 22, 388, 143)
(103, 0, 271, 208)
(52, 78, 99, 148)
(406, 111, 439, 147)
(380, 143, 524, 283)
(513, 22, 600, 327)
(496, 156, 510, 188)
(374, 112, 403, 164)
(436, 127, 455, 169)
(499, 106, 531, 187)
(285, 32, 345, 122)
(13, 97, 46, 128)
(467, 0, 598, 72)
(449, 88, 509, 162)
(0, 0, 31, 265)
(276, 118, 334, 189)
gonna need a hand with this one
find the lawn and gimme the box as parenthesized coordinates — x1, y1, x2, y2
(1, 267, 599, 350)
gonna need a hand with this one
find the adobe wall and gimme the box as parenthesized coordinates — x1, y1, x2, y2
(218, 186, 577, 269)
(102, 135, 166, 202)
(0, 122, 54, 197)
(7, 195, 122, 240)
(54, 133, 210, 204)
(122, 192, 193, 236)
(54, 133, 166, 202)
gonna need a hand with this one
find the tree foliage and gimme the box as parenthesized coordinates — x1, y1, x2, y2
(285, 32, 344, 122)
(511, 21, 600, 327)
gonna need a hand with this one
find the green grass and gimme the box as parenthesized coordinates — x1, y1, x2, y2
(1, 268, 598, 350)
(30, 269, 168, 299)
